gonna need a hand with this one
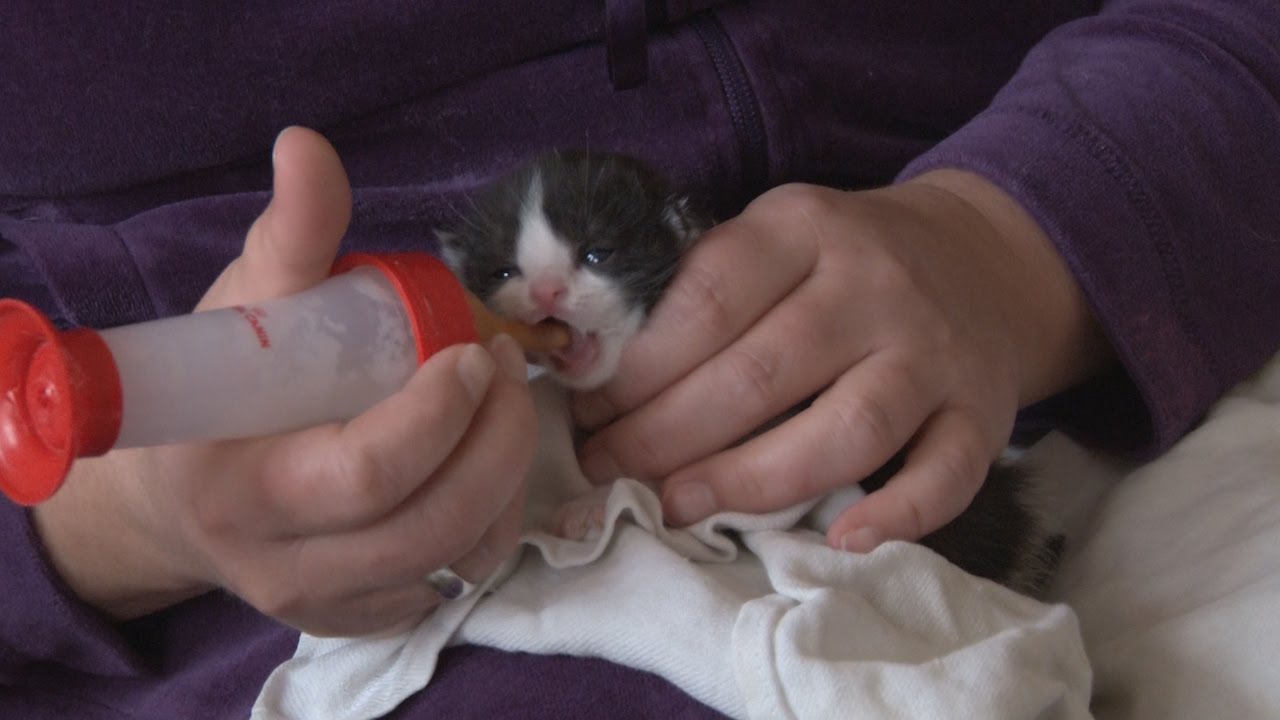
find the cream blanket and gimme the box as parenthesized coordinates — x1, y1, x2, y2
(252, 378, 1093, 720)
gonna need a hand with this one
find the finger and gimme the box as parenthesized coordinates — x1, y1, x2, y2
(239, 342, 497, 535)
(825, 408, 991, 551)
(441, 457, 529, 587)
(198, 126, 352, 310)
(339, 468, 527, 628)
(311, 483, 525, 637)
(659, 350, 940, 525)
(577, 272, 860, 485)
(294, 334, 536, 590)
(572, 203, 818, 430)
(297, 582, 439, 638)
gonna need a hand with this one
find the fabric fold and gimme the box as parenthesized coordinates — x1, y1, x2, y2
(252, 381, 1092, 720)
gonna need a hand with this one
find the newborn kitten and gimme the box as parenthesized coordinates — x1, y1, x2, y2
(438, 151, 1064, 598)
(439, 150, 702, 390)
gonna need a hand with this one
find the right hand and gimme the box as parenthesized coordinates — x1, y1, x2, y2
(32, 128, 537, 636)
(572, 174, 1109, 553)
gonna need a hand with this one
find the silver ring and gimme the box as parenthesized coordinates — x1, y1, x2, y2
(425, 567, 476, 600)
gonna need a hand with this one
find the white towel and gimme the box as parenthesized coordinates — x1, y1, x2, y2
(252, 379, 1092, 720)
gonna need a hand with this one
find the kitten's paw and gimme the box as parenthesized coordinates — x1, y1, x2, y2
(549, 488, 612, 541)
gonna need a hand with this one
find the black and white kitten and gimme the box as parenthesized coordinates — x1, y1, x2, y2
(440, 150, 702, 390)
(438, 150, 1064, 598)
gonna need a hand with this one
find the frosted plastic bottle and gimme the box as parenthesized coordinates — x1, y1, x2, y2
(0, 252, 567, 505)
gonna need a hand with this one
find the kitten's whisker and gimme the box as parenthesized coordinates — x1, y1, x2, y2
(445, 193, 507, 240)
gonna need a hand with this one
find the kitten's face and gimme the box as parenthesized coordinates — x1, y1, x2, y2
(440, 151, 702, 390)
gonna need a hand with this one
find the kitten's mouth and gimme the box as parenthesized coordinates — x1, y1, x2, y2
(548, 326, 601, 377)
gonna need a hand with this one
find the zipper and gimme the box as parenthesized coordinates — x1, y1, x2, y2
(690, 13, 769, 197)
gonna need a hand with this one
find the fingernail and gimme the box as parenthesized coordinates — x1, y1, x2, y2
(838, 526, 883, 554)
(271, 126, 298, 166)
(665, 482, 716, 525)
(580, 448, 622, 485)
(489, 334, 528, 384)
(456, 343, 496, 404)
(272, 127, 289, 167)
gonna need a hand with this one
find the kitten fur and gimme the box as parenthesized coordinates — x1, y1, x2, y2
(438, 150, 1064, 598)
(439, 150, 703, 390)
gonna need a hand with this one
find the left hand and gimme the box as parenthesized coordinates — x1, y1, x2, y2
(32, 128, 536, 635)
(571, 170, 1111, 551)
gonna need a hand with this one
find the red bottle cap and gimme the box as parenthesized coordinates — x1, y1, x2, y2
(0, 300, 123, 505)
(332, 252, 480, 363)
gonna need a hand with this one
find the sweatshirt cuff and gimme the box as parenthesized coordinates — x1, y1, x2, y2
(898, 105, 1215, 457)
(0, 501, 145, 678)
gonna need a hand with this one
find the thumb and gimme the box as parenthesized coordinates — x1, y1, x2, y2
(198, 126, 353, 311)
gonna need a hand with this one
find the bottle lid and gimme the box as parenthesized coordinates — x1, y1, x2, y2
(0, 300, 123, 505)
(332, 253, 480, 363)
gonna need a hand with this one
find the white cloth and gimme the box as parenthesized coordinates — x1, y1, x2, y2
(252, 378, 1092, 720)
(1050, 354, 1280, 720)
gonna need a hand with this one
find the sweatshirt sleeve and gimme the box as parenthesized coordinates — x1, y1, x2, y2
(899, 0, 1280, 457)
(0, 482, 146, 680)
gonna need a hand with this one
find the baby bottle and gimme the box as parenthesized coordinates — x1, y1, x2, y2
(0, 252, 566, 505)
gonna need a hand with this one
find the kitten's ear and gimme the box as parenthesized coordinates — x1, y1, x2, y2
(434, 229, 464, 272)
(665, 196, 705, 250)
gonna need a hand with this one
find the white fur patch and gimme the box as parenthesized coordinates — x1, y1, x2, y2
(664, 197, 699, 248)
(515, 178, 574, 282)
(435, 230, 463, 273)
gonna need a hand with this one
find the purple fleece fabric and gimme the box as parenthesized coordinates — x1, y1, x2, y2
(2, 1, 1279, 717)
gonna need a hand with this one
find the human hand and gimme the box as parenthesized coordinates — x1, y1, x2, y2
(33, 128, 537, 636)
(573, 171, 1110, 552)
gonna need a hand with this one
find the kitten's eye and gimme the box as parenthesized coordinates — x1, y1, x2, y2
(582, 248, 614, 265)
(492, 266, 521, 281)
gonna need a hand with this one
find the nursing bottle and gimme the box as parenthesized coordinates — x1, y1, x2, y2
(0, 252, 567, 505)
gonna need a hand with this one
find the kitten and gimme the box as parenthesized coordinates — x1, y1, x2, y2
(439, 150, 702, 390)
(438, 151, 1064, 598)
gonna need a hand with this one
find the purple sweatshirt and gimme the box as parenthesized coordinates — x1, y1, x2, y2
(3, 1, 1278, 717)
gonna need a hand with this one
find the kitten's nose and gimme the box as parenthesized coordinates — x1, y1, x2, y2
(531, 278, 567, 315)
